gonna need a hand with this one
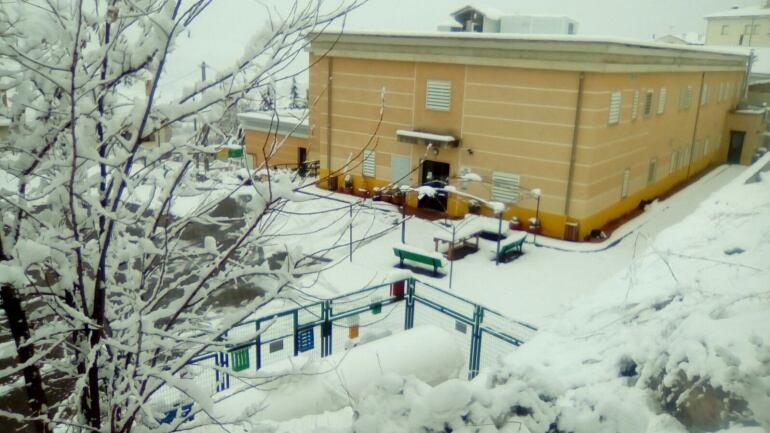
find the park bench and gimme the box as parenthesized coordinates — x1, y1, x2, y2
(496, 235, 526, 263)
(393, 245, 447, 276)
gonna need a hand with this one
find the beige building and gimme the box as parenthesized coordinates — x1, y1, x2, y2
(307, 31, 755, 240)
(705, 2, 770, 47)
(238, 111, 310, 169)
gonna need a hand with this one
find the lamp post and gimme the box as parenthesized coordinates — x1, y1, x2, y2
(530, 188, 542, 245)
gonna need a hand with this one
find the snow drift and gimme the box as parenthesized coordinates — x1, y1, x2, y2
(351, 158, 770, 433)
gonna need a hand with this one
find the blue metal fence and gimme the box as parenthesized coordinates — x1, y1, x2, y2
(153, 278, 536, 420)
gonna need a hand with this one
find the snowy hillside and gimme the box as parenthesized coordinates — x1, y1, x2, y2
(351, 158, 770, 433)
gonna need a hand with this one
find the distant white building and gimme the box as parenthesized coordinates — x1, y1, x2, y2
(439, 4, 578, 35)
(654, 32, 705, 46)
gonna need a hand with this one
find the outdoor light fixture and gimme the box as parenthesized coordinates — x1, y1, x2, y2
(432, 146, 440, 156)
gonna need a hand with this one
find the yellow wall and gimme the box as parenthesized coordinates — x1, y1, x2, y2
(244, 129, 309, 168)
(310, 54, 753, 241)
(725, 111, 767, 165)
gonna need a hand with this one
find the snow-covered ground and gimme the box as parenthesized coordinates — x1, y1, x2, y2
(295, 164, 745, 325)
(345, 156, 770, 433)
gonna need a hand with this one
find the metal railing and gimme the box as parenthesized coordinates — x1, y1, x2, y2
(152, 278, 536, 421)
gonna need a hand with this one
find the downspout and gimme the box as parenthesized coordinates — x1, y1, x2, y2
(686, 72, 706, 180)
(326, 58, 334, 176)
(563, 72, 585, 218)
(743, 49, 754, 101)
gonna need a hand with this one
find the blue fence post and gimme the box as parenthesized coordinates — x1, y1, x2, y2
(255, 320, 262, 371)
(404, 278, 416, 330)
(293, 310, 300, 356)
(321, 300, 333, 357)
(468, 305, 484, 380)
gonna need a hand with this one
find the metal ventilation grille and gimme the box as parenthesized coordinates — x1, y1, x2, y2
(426, 80, 452, 111)
(491, 171, 520, 203)
(608, 91, 622, 124)
(362, 150, 376, 177)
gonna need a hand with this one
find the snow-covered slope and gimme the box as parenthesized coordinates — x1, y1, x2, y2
(351, 158, 770, 433)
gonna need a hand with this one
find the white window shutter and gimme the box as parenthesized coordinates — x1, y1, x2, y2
(362, 150, 376, 177)
(608, 91, 622, 124)
(657, 88, 667, 114)
(491, 171, 521, 203)
(701, 83, 709, 106)
(631, 90, 640, 120)
(426, 80, 452, 111)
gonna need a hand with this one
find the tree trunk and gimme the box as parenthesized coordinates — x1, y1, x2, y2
(1, 284, 52, 433)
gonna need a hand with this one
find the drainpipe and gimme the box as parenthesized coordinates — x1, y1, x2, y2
(563, 72, 585, 218)
(326, 58, 334, 176)
(686, 72, 706, 180)
(743, 49, 754, 101)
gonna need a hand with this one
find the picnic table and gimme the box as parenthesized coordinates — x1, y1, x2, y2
(432, 215, 510, 260)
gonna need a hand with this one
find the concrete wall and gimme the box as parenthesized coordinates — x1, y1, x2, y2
(706, 16, 770, 46)
(309, 54, 747, 240)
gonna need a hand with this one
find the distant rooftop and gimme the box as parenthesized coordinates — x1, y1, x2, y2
(704, 6, 770, 19)
(238, 110, 309, 138)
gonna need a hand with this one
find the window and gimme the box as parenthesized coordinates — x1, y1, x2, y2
(491, 171, 521, 203)
(426, 79, 452, 111)
(721, 24, 729, 35)
(670, 150, 679, 173)
(657, 88, 668, 114)
(608, 91, 622, 124)
(700, 83, 709, 106)
(631, 90, 640, 120)
(704, 138, 710, 156)
(643, 89, 654, 117)
(568, 23, 575, 35)
(362, 149, 376, 177)
(648, 158, 657, 183)
(680, 85, 693, 110)
(726, 82, 733, 100)
(621, 168, 631, 198)
(682, 147, 691, 169)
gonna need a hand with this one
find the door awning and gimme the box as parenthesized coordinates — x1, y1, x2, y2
(396, 129, 459, 147)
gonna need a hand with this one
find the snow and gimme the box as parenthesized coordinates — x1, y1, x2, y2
(704, 6, 770, 19)
(344, 156, 770, 433)
(204, 326, 463, 426)
(395, 129, 456, 143)
(318, 29, 751, 59)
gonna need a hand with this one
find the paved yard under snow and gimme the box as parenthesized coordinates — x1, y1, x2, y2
(300, 164, 745, 326)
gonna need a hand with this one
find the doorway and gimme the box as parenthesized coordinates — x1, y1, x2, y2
(727, 131, 745, 164)
(419, 160, 450, 211)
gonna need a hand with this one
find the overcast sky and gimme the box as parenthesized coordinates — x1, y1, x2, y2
(161, 0, 761, 98)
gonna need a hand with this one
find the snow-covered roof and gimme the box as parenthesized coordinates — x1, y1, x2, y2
(705, 46, 770, 76)
(237, 110, 309, 138)
(704, 6, 770, 19)
(396, 129, 456, 143)
(314, 30, 750, 60)
(0, 118, 10, 127)
(654, 33, 705, 46)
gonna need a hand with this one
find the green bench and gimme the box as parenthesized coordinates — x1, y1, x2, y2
(393, 247, 446, 276)
(496, 236, 525, 263)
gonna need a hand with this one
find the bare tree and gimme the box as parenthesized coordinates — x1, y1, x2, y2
(0, 1, 363, 432)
